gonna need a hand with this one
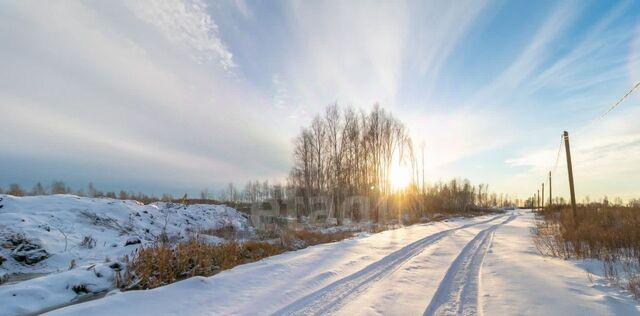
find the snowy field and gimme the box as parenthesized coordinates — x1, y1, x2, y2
(37, 210, 640, 316)
(0, 195, 252, 315)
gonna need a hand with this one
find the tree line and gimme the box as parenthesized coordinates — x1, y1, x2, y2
(0, 181, 171, 204)
(0, 180, 293, 207)
(287, 104, 519, 222)
(2, 104, 523, 219)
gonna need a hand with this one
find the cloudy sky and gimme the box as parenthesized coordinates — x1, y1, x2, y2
(1, 0, 639, 200)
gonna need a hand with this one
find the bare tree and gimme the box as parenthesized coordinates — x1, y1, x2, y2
(51, 180, 70, 194)
(31, 182, 47, 195)
(50, 218, 73, 252)
(200, 188, 210, 200)
(8, 183, 25, 196)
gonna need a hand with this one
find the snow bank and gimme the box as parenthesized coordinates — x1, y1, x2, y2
(0, 194, 251, 315)
(0, 263, 117, 315)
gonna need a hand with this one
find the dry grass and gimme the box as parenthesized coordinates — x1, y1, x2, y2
(124, 239, 282, 289)
(279, 229, 354, 250)
(124, 211, 490, 291)
(200, 225, 237, 239)
(533, 203, 640, 298)
(124, 229, 356, 289)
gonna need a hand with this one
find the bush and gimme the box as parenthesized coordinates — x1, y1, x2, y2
(125, 239, 283, 289)
(280, 229, 354, 250)
(124, 228, 359, 289)
(533, 203, 640, 298)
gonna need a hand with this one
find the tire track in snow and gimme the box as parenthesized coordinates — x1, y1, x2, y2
(275, 214, 508, 316)
(423, 214, 517, 316)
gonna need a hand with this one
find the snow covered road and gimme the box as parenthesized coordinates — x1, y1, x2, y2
(46, 210, 640, 316)
(277, 215, 514, 315)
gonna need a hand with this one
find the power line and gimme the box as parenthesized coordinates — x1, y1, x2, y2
(537, 81, 639, 203)
(535, 135, 563, 194)
(552, 134, 564, 175)
(577, 80, 640, 134)
(547, 81, 639, 181)
(598, 81, 640, 120)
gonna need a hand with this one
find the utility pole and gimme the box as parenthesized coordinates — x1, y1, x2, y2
(549, 171, 552, 208)
(421, 143, 426, 218)
(563, 131, 577, 222)
(541, 183, 545, 211)
(421, 142, 426, 196)
(531, 195, 533, 209)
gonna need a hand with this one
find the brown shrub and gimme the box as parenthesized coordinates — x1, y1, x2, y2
(200, 225, 237, 239)
(534, 203, 640, 298)
(125, 239, 283, 289)
(280, 229, 354, 250)
(241, 241, 282, 262)
(124, 228, 359, 289)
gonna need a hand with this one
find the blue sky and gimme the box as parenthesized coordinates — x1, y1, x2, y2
(1, 0, 639, 200)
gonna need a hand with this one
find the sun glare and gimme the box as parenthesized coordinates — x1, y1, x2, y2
(390, 163, 412, 190)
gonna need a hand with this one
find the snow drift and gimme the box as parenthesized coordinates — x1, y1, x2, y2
(0, 194, 251, 315)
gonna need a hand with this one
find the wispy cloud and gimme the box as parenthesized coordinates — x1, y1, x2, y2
(403, 107, 513, 172)
(468, 0, 582, 106)
(0, 0, 638, 196)
(506, 104, 640, 200)
(405, 0, 493, 99)
(0, 0, 289, 191)
(233, 0, 252, 18)
(126, 0, 235, 68)
(276, 1, 409, 111)
(461, 0, 640, 199)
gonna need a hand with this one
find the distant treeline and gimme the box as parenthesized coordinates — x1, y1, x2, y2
(0, 180, 296, 212)
(0, 179, 291, 206)
(0, 181, 177, 204)
(1, 176, 519, 217)
(1, 105, 524, 220)
(524, 195, 640, 209)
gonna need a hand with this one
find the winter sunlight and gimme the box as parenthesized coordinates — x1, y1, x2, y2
(1, 1, 639, 315)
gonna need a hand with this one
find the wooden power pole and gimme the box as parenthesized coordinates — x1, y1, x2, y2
(563, 131, 577, 221)
(541, 183, 545, 211)
(548, 171, 552, 208)
(421, 143, 425, 196)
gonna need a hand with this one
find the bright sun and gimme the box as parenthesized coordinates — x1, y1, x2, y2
(390, 163, 412, 190)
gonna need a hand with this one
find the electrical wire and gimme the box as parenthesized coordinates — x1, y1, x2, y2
(576, 81, 640, 135)
(535, 81, 640, 200)
(552, 134, 564, 175)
